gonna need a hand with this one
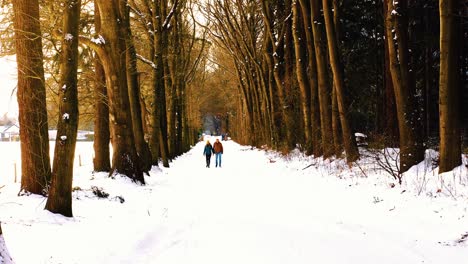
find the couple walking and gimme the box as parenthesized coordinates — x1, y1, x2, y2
(203, 138, 223, 168)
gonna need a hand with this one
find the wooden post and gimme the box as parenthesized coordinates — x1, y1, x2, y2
(14, 162, 17, 183)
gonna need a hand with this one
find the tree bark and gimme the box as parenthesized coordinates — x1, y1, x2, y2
(384, 0, 424, 173)
(147, 44, 161, 165)
(120, 0, 153, 173)
(331, 84, 343, 157)
(283, 0, 297, 150)
(439, 0, 461, 173)
(261, 0, 296, 150)
(310, 0, 334, 158)
(168, 7, 180, 157)
(95, 0, 145, 183)
(299, 0, 321, 157)
(13, 0, 52, 195)
(263, 31, 281, 149)
(92, 1, 111, 172)
(383, 20, 399, 146)
(292, 1, 312, 154)
(152, 0, 170, 168)
(45, 0, 81, 217)
(322, 0, 359, 162)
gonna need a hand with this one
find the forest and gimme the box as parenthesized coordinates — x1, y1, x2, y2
(0, 0, 466, 223)
(0, 0, 467, 262)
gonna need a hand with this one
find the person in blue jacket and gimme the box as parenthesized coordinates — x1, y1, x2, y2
(203, 140, 214, 168)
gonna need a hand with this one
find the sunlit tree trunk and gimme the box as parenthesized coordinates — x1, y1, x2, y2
(13, 0, 52, 195)
(261, 0, 296, 150)
(322, 0, 359, 162)
(283, 0, 297, 149)
(147, 44, 161, 165)
(310, 0, 334, 158)
(94, 0, 145, 183)
(263, 33, 281, 149)
(45, 0, 81, 217)
(292, 1, 312, 154)
(331, 0, 343, 157)
(439, 0, 461, 173)
(168, 8, 180, 157)
(331, 85, 343, 157)
(299, 0, 321, 157)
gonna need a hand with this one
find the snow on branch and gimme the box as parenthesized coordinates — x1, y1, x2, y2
(91, 35, 106, 45)
(136, 54, 156, 69)
(162, 0, 179, 30)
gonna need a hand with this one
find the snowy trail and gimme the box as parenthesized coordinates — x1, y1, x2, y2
(116, 139, 466, 264)
(2, 140, 468, 264)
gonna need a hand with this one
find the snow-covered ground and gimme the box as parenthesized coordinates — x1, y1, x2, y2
(1, 139, 467, 264)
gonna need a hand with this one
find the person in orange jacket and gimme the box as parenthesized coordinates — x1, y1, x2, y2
(213, 138, 224, 167)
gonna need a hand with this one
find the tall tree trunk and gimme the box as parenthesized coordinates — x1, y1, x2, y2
(331, 0, 343, 156)
(45, 0, 81, 217)
(322, 0, 359, 162)
(120, 0, 153, 173)
(384, 0, 424, 173)
(299, 0, 321, 157)
(181, 83, 191, 152)
(95, 0, 145, 183)
(383, 24, 399, 146)
(93, 60, 111, 171)
(13, 0, 52, 195)
(331, 84, 343, 157)
(283, 0, 296, 149)
(261, 0, 295, 150)
(168, 79, 177, 158)
(92, 1, 111, 172)
(147, 45, 161, 165)
(439, 0, 461, 173)
(153, 0, 170, 168)
(263, 34, 281, 149)
(421, 2, 441, 143)
(311, 0, 334, 158)
(168, 9, 180, 157)
(292, 1, 312, 154)
(462, 3, 468, 149)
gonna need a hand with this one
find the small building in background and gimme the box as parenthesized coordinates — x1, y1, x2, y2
(0, 124, 19, 141)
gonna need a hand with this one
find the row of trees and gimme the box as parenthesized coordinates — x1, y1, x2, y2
(203, 0, 467, 173)
(6, 0, 207, 217)
(0, 0, 466, 256)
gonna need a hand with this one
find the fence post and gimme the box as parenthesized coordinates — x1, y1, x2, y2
(14, 162, 17, 183)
